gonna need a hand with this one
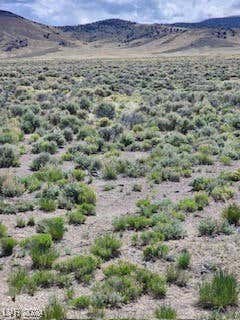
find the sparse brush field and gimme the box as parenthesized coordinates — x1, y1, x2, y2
(0, 56, 240, 320)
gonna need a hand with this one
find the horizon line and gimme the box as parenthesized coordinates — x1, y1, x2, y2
(1, 8, 240, 28)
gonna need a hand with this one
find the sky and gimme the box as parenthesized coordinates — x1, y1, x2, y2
(1, 0, 240, 26)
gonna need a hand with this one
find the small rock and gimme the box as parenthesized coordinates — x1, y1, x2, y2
(166, 255, 175, 262)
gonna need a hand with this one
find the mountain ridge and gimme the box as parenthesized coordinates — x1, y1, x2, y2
(172, 15, 240, 28)
(1, 9, 240, 58)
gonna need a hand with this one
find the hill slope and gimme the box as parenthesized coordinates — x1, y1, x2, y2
(58, 18, 240, 56)
(0, 10, 72, 56)
(173, 15, 240, 28)
(1, 11, 240, 58)
(59, 19, 186, 43)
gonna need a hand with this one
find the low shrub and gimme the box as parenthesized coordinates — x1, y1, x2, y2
(166, 264, 188, 287)
(64, 182, 96, 205)
(113, 215, 152, 231)
(31, 270, 71, 289)
(36, 166, 64, 183)
(31, 153, 50, 171)
(199, 270, 238, 309)
(143, 243, 169, 261)
(177, 249, 191, 269)
(211, 186, 234, 202)
(21, 111, 40, 134)
(16, 217, 26, 228)
(156, 220, 185, 240)
(36, 217, 65, 241)
(191, 177, 213, 192)
(92, 275, 142, 308)
(0, 145, 19, 168)
(63, 128, 73, 142)
(95, 102, 115, 119)
(177, 198, 198, 212)
(67, 209, 86, 225)
(178, 192, 209, 212)
(0, 201, 17, 214)
(198, 218, 233, 236)
(41, 297, 66, 320)
(72, 169, 85, 181)
(71, 295, 91, 310)
(21, 175, 42, 192)
(195, 152, 214, 165)
(39, 198, 57, 212)
(91, 234, 121, 261)
(147, 274, 167, 298)
(225, 169, 240, 182)
(0, 237, 16, 256)
(222, 203, 240, 225)
(16, 200, 34, 212)
(80, 96, 91, 110)
(8, 268, 29, 300)
(0, 222, 7, 238)
(103, 261, 137, 278)
(198, 219, 216, 236)
(102, 162, 117, 180)
(94, 262, 166, 307)
(54, 255, 99, 283)
(0, 176, 25, 197)
(44, 130, 65, 148)
(78, 203, 96, 216)
(155, 305, 177, 319)
(22, 234, 58, 269)
(133, 230, 164, 246)
(32, 140, 57, 154)
(40, 185, 60, 200)
(136, 268, 166, 298)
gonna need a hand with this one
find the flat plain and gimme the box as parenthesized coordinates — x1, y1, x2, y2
(0, 56, 240, 320)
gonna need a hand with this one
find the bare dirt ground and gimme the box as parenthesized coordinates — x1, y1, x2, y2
(0, 139, 240, 319)
(0, 56, 240, 320)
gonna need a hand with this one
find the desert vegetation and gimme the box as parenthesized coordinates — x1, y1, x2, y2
(0, 56, 239, 319)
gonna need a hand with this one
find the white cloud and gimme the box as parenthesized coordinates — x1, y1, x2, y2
(1, 0, 240, 25)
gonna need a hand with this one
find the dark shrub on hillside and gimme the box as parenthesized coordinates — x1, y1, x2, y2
(95, 103, 115, 119)
(0, 145, 19, 168)
(222, 203, 240, 225)
(31, 153, 50, 171)
(0, 237, 16, 256)
(44, 130, 65, 148)
(21, 111, 40, 134)
(79, 96, 91, 110)
(63, 183, 96, 205)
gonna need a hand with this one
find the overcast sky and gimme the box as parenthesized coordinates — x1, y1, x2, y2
(1, 0, 240, 25)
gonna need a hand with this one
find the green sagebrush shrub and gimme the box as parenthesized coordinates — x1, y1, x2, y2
(199, 270, 238, 309)
(0, 145, 19, 168)
(36, 217, 66, 241)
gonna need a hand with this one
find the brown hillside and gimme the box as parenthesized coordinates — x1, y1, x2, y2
(1, 11, 240, 58)
(0, 10, 73, 57)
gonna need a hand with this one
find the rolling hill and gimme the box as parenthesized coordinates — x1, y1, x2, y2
(173, 15, 240, 28)
(0, 10, 72, 57)
(59, 19, 186, 43)
(1, 10, 240, 58)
